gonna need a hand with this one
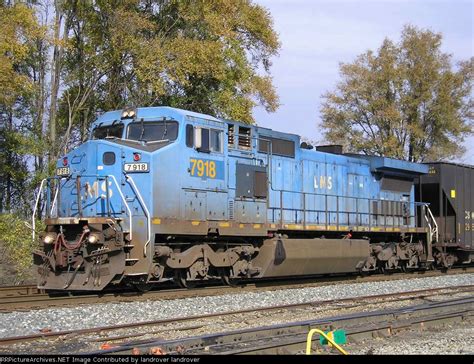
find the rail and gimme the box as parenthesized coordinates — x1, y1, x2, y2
(108, 175, 133, 240)
(50, 183, 59, 216)
(3, 282, 472, 348)
(32, 175, 134, 241)
(424, 204, 439, 243)
(266, 188, 429, 232)
(125, 175, 151, 257)
(32, 179, 46, 241)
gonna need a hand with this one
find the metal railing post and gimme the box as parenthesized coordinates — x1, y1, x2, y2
(280, 190, 283, 227)
(50, 178, 60, 217)
(76, 176, 82, 217)
(303, 192, 306, 228)
(46, 179, 51, 219)
(57, 178, 61, 218)
(105, 176, 111, 217)
(325, 194, 328, 230)
(32, 179, 47, 241)
(107, 175, 133, 240)
(125, 175, 151, 257)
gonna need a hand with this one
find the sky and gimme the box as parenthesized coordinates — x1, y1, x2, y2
(253, 0, 474, 163)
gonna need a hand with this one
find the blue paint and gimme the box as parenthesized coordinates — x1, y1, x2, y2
(52, 106, 429, 233)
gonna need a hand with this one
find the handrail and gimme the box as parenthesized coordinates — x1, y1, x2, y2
(269, 187, 417, 209)
(125, 174, 151, 257)
(32, 179, 47, 241)
(269, 191, 423, 229)
(107, 175, 133, 240)
(37, 175, 134, 240)
(50, 181, 60, 216)
(426, 205, 439, 242)
(306, 328, 348, 355)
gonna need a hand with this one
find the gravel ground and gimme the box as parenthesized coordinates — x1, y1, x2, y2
(2, 291, 472, 355)
(0, 273, 473, 339)
(347, 320, 474, 355)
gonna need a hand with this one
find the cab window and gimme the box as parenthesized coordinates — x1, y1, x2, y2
(210, 129, 222, 152)
(186, 124, 194, 147)
(92, 124, 124, 140)
(127, 120, 178, 142)
(193, 127, 223, 153)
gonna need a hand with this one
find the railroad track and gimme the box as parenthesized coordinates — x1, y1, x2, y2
(0, 285, 44, 299)
(91, 292, 474, 355)
(0, 284, 472, 353)
(1, 267, 473, 312)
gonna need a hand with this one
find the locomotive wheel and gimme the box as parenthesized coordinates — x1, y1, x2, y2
(358, 269, 370, 277)
(219, 268, 240, 287)
(134, 283, 153, 293)
(175, 270, 197, 289)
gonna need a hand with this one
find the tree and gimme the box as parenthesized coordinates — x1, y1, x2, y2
(0, 2, 45, 213)
(320, 25, 473, 162)
(59, 0, 280, 138)
(0, 0, 281, 215)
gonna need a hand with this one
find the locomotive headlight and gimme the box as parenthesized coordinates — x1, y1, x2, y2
(43, 233, 56, 244)
(88, 233, 100, 244)
(121, 107, 136, 119)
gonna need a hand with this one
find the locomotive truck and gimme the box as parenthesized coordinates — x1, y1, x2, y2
(32, 106, 473, 291)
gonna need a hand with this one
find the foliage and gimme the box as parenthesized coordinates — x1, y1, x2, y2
(0, 214, 42, 283)
(0, 2, 47, 213)
(0, 0, 280, 217)
(321, 25, 473, 162)
(0, 3, 42, 108)
(59, 0, 279, 136)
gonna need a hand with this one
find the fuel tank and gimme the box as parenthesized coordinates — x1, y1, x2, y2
(253, 237, 370, 277)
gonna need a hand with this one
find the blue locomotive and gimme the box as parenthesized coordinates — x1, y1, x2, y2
(33, 106, 439, 290)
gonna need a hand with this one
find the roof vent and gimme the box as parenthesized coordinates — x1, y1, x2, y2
(316, 145, 343, 155)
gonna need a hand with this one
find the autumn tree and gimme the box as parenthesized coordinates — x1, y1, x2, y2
(55, 0, 280, 155)
(321, 25, 473, 162)
(0, 0, 280, 214)
(0, 2, 45, 212)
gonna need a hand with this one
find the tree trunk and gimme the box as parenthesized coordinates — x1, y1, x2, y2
(49, 3, 61, 147)
(5, 112, 13, 212)
(49, 0, 68, 160)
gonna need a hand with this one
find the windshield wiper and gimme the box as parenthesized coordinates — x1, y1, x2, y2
(147, 139, 170, 145)
(122, 138, 147, 145)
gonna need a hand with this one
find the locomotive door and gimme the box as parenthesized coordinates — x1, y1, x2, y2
(95, 143, 129, 218)
(77, 142, 125, 218)
(185, 123, 228, 221)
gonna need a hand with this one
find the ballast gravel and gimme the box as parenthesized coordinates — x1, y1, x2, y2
(348, 322, 474, 355)
(0, 273, 473, 339)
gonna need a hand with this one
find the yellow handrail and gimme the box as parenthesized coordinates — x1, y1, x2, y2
(306, 329, 348, 355)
